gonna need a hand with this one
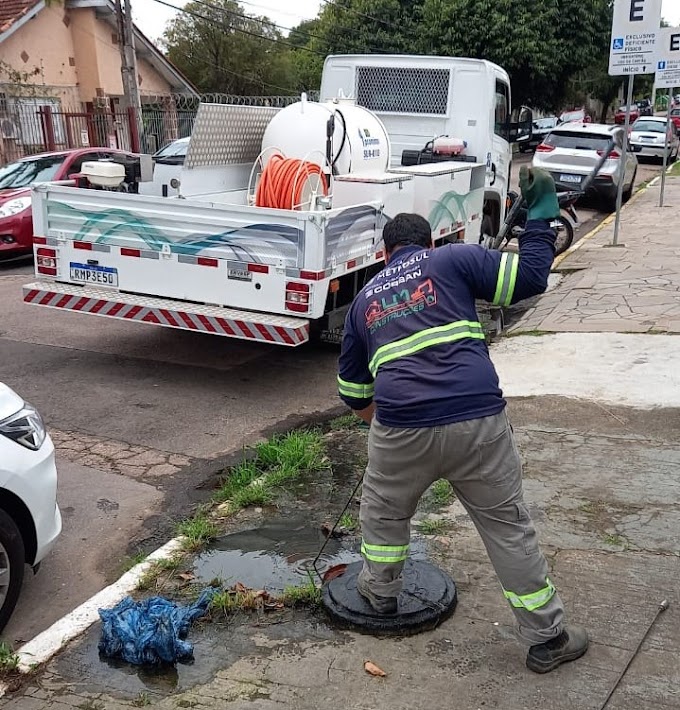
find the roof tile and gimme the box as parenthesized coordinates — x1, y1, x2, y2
(0, 0, 42, 35)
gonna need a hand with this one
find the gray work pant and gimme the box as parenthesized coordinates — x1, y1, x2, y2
(359, 410, 565, 645)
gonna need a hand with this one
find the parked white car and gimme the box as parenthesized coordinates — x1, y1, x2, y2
(0, 383, 61, 631)
(629, 116, 679, 163)
(532, 123, 637, 212)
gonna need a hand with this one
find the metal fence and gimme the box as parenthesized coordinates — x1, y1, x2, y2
(0, 92, 318, 163)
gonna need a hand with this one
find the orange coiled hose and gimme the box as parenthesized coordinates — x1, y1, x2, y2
(255, 154, 328, 210)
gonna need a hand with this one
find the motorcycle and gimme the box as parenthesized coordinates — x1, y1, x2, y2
(489, 137, 617, 254)
(503, 189, 581, 256)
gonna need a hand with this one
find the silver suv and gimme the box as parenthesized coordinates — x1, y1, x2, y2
(531, 123, 638, 212)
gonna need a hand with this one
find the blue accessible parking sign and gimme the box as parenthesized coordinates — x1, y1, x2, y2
(612, 37, 624, 50)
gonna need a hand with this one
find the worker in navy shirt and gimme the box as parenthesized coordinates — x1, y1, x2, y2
(337, 167, 588, 674)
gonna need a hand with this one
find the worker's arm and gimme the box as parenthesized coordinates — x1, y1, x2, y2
(337, 302, 375, 422)
(453, 168, 559, 306)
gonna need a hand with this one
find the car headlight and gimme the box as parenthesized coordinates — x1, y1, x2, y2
(0, 403, 46, 450)
(0, 197, 31, 218)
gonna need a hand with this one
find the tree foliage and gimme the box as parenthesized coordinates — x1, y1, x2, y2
(290, 0, 618, 111)
(161, 0, 634, 116)
(162, 0, 299, 94)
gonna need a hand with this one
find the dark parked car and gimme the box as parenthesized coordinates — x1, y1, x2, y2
(521, 116, 559, 152)
(636, 99, 653, 117)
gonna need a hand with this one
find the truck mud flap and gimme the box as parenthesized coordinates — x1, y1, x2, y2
(23, 281, 310, 346)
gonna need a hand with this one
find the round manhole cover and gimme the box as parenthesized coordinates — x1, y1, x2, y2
(322, 560, 457, 636)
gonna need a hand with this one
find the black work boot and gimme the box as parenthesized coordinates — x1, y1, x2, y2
(526, 626, 589, 674)
(356, 576, 398, 615)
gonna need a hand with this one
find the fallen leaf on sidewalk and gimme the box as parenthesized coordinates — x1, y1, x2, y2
(322, 564, 348, 582)
(178, 572, 195, 582)
(234, 582, 248, 594)
(364, 661, 387, 677)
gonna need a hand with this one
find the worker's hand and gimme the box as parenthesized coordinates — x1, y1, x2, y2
(519, 167, 560, 222)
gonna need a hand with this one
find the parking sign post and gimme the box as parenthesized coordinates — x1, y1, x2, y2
(655, 28, 680, 208)
(608, 0, 662, 245)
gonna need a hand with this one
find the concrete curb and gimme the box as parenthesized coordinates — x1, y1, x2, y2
(551, 174, 661, 269)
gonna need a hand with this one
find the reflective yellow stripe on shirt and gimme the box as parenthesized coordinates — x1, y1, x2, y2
(337, 376, 375, 400)
(503, 578, 556, 612)
(493, 252, 519, 307)
(368, 320, 485, 377)
(361, 541, 410, 563)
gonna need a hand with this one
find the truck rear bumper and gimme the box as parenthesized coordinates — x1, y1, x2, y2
(23, 281, 310, 346)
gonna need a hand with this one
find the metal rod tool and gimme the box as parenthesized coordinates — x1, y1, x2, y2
(599, 599, 669, 710)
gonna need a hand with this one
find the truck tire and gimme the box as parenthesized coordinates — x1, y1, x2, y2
(0, 509, 25, 632)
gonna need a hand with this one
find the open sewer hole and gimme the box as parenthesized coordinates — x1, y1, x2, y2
(193, 518, 362, 590)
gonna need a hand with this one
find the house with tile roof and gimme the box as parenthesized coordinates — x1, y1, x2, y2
(0, 0, 195, 160)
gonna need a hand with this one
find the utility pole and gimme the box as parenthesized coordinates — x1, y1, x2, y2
(115, 0, 143, 151)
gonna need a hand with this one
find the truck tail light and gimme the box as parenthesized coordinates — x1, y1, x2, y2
(285, 282, 310, 313)
(535, 143, 555, 153)
(36, 247, 57, 276)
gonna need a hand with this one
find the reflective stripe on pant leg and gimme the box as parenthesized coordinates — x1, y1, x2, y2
(503, 577, 556, 612)
(361, 541, 409, 563)
(440, 412, 565, 645)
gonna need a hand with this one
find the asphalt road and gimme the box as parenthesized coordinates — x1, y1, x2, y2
(0, 153, 664, 646)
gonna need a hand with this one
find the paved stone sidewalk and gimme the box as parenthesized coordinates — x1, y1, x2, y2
(510, 176, 680, 334)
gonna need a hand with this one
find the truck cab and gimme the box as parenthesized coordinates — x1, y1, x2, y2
(320, 54, 514, 241)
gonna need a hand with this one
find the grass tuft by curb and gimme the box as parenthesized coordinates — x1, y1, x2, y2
(178, 513, 218, 552)
(215, 430, 330, 514)
(428, 479, 454, 506)
(280, 577, 323, 607)
(417, 518, 448, 536)
(0, 642, 19, 672)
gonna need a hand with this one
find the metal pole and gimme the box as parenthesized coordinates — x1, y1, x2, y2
(116, 0, 144, 151)
(660, 89, 672, 208)
(612, 75, 634, 246)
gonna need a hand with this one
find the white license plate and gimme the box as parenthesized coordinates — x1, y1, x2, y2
(227, 268, 252, 282)
(70, 262, 118, 286)
(559, 174, 582, 184)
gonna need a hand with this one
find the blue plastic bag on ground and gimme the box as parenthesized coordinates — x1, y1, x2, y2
(98, 589, 215, 665)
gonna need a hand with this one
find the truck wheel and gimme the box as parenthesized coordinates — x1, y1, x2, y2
(0, 509, 25, 633)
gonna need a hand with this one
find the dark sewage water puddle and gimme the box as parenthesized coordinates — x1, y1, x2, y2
(193, 517, 362, 590)
(56, 515, 429, 700)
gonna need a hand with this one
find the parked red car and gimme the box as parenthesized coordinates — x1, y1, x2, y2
(0, 148, 131, 258)
(670, 108, 680, 132)
(614, 105, 640, 125)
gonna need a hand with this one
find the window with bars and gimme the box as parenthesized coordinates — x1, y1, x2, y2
(356, 66, 450, 115)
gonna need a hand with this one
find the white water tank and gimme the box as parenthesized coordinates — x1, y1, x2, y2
(261, 98, 391, 175)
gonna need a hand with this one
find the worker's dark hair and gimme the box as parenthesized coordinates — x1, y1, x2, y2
(382, 213, 432, 254)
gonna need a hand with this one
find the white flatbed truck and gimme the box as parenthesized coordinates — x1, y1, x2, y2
(24, 55, 517, 346)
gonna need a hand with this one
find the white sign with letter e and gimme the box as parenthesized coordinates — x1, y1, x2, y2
(655, 27, 680, 89)
(609, 0, 662, 75)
